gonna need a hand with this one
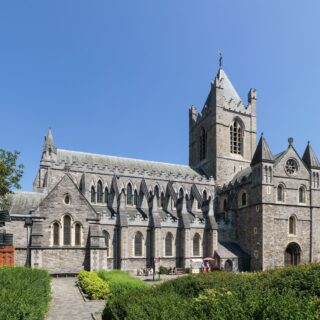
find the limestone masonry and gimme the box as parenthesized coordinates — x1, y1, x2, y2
(6, 67, 320, 273)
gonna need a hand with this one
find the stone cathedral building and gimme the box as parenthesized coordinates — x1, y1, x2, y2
(5, 66, 320, 274)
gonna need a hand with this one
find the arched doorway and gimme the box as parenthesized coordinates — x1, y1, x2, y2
(284, 242, 301, 266)
(224, 259, 233, 272)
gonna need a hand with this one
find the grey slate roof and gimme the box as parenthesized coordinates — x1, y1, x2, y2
(251, 134, 274, 166)
(9, 192, 46, 215)
(56, 149, 203, 178)
(302, 143, 320, 169)
(231, 167, 252, 185)
(217, 68, 242, 105)
(216, 242, 249, 259)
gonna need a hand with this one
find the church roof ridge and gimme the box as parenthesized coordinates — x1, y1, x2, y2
(56, 149, 207, 180)
(57, 148, 192, 168)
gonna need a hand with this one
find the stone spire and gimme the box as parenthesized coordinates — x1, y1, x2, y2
(43, 129, 56, 154)
(251, 133, 273, 166)
(41, 128, 57, 163)
(302, 142, 320, 169)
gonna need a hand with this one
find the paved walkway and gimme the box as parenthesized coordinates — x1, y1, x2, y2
(47, 277, 105, 320)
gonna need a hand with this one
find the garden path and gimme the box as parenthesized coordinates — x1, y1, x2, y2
(46, 277, 105, 320)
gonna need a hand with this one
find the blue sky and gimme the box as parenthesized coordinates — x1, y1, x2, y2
(1, 1, 320, 191)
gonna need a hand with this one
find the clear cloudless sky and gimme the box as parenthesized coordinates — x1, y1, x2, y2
(1, 1, 320, 191)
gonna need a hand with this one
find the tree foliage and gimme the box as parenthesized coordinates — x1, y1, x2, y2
(0, 149, 24, 209)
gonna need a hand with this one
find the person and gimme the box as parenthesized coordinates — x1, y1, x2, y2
(200, 261, 204, 273)
(173, 267, 176, 275)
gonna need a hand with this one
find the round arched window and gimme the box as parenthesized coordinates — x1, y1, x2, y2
(64, 194, 71, 205)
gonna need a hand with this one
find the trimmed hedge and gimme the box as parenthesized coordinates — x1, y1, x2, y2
(97, 270, 148, 296)
(0, 266, 51, 320)
(103, 264, 320, 320)
(78, 270, 111, 300)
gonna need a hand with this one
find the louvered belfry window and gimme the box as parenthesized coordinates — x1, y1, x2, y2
(230, 121, 242, 155)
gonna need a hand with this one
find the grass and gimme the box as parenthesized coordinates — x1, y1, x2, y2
(0, 266, 51, 320)
(97, 270, 149, 296)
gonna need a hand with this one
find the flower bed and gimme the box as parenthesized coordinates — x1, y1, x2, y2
(0, 266, 51, 320)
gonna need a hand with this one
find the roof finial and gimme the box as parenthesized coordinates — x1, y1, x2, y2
(288, 137, 294, 145)
(219, 51, 223, 68)
(308, 140, 310, 145)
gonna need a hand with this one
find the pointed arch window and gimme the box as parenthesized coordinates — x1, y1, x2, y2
(134, 232, 143, 257)
(105, 187, 109, 204)
(223, 199, 227, 211)
(53, 222, 60, 246)
(277, 185, 285, 202)
(230, 120, 243, 155)
(289, 216, 296, 235)
(241, 192, 247, 206)
(269, 167, 273, 183)
(79, 175, 85, 193)
(127, 183, 133, 205)
(179, 188, 184, 200)
(75, 223, 81, 246)
(63, 215, 71, 246)
(199, 127, 207, 161)
(193, 233, 201, 256)
(91, 186, 96, 203)
(133, 189, 138, 206)
(97, 180, 103, 203)
(299, 186, 306, 204)
(160, 192, 165, 208)
(165, 232, 173, 256)
(264, 166, 268, 183)
(154, 186, 160, 207)
(203, 190, 207, 202)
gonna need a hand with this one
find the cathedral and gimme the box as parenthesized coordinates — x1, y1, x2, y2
(5, 66, 320, 274)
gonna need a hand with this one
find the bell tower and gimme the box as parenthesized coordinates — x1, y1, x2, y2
(189, 66, 257, 187)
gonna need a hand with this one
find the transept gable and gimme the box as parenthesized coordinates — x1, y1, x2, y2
(35, 174, 99, 221)
(273, 145, 309, 179)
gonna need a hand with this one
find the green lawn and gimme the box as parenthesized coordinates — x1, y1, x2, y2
(0, 267, 51, 320)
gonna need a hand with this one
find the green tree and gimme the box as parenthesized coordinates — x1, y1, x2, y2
(0, 149, 24, 210)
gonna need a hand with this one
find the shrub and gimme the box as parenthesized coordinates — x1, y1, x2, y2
(97, 270, 148, 296)
(159, 265, 169, 275)
(0, 266, 51, 320)
(78, 270, 111, 300)
(103, 288, 190, 320)
(103, 263, 320, 320)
